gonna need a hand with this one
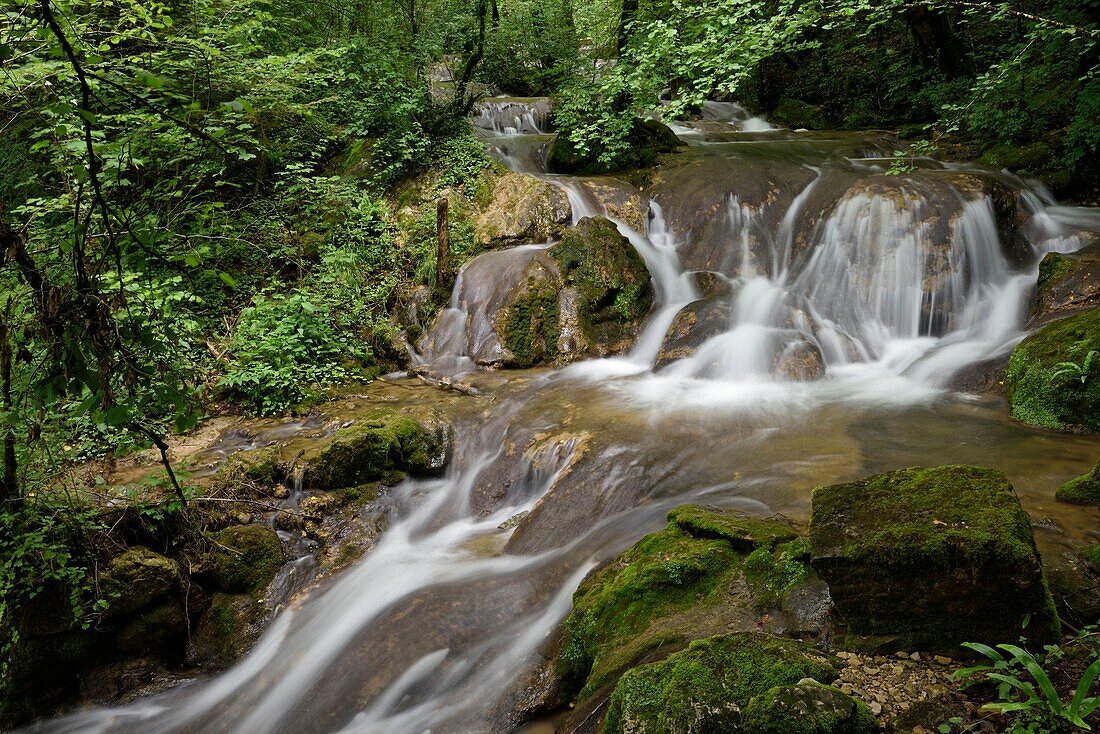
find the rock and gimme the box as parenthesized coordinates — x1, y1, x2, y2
(101, 547, 181, 618)
(667, 504, 797, 552)
(188, 592, 265, 667)
(548, 217, 653, 357)
(472, 171, 571, 246)
(775, 340, 825, 381)
(0, 629, 112, 727)
(979, 142, 1053, 176)
(1005, 308, 1100, 432)
(809, 466, 1060, 653)
(302, 409, 452, 489)
(116, 601, 187, 652)
(211, 524, 284, 592)
(1055, 460, 1100, 504)
(1084, 544, 1100, 573)
(547, 117, 681, 175)
(1045, 550, 1100, 627)
(498, 264, 563, 368)
(932, 655, 952, 665)
(601, 632, 837, 734)
(1031, 245, 1100, 323)
(654, 298, 731, 368)
(214, 445, 283, 490)
(740, 681, 879, 734)
(773, 98, 829, 130)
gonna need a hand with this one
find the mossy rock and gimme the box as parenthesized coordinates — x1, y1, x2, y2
(116, 600, 188, 652)
(501, 274, 561, 368)
(101, 546, 181, 618)
(601, 632, 837, 734)
(1033, 249, 1100, 322)
(980, 142, 1053, 174)
(1055, 460, 1100, 504)
(0, 628, 112, 727)
(550, 217, 653, 354)
(211, 524, 284, 592)
(668, 504, 797, 552)
(774, 98, 828, 130)
(216, 445, 283, 488)
(302, 409, 450, 490)
(740, 681, 879, 734)
(188, 592, 265, 667)
(744, 538, 812, 612)
(1082, 544, 1100, 573)
(809, 465, 1059, 652)
(1005, 309, 1100, 432)
(548, 117, 681, 175)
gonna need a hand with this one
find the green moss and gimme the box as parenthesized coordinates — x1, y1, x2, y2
(740, 682, 879, 734)
(774, 98, 828, 130)
(744, 539, 811, 612)
(1055, 460, 1100, 504)
(101, 546, 181, 617)
(809, 465, 1059, 651)
(211, 524, 284, 592)
(190, 592, 264, 665)
(601, 632, 837, 734)
(116, 601, 187, 652)
(216, 445, 283, 488)
(548, 118, 680, 175)
(668, 504, 796, 551)
(502, 276, 560, 367)
(550, 217, 652, 349)
(1005, 309, 1100, 431)
(1081, 544, 1100, 572)
(1037, 253, 1078, 302)
(302, 409, 447, 489)
(979, 142, 1053, 173)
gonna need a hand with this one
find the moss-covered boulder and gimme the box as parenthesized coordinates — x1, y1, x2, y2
(0, 629, 112, 728)
(560, 505, 803, 700)
(773, 98, 828, 130)
(101, 546, 181, 617)
(302, 409, 451, 489)
(601, 632, 837, 734)
(116, 601, 188, 652)
(548, 117, 681, 175)
(215, 445, 283, 489)
(809, 466, 1059, 652)
(1005, 308, 1100, 432)
(740, 681, 879, 734)
(550, 217, 653, 356)
(499, 273, 562, 368)
(188, 592, 265, 667)
(1032, 246, 1100, 322)
(980, 142, 1053, 175)
(211, 524, 284, 592)
(471, 170, 571, 246)
(1083, 544, 1100, 573)
(1055, 459, 1100, 504)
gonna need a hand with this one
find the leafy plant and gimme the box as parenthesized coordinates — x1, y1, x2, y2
(1052, 347, 1098, 386)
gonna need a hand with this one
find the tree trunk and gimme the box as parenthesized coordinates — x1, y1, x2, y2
(436, 198, 450, 292)
(904, 4, 973, 78)
(0, 299, 17, 505)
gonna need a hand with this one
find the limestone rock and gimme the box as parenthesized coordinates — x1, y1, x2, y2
(472, 171, 571, 246)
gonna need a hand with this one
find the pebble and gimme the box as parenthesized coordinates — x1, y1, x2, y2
(869, 701, 882, 715)
(910, 652, 921, 661)
(830, 649, 970, 726)
(933, 655, 953, 665)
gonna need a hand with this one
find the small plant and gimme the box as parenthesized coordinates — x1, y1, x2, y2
(954, 641, 1100, 731)
(887, 139, 938, 175)
(1051, 345, 1098, 385)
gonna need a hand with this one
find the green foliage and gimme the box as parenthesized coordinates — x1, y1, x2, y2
(955, 640, 1100, 731)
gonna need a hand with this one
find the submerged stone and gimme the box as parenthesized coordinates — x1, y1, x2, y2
(740, 681, 879, 734)
(1005, 308, 1100, 432)
(601, 632, 837, 734)
(302, 409, 451, 489)
(211, 524, 284, 592)
(809, 465, 1059, 652)
(101, 547, 181, 617)
(1055, 459, 1100, 504)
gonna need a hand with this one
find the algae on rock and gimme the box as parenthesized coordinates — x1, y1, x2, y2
(809, 465, 1059, 652)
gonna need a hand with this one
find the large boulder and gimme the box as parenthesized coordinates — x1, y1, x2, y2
(1055, 459, 1100, 504)
(188, 592, 266, 667)
(601, 632, 838, 734)
(211, 524, 284, 593)
(548, 118, 681, 175)
(302, 409, 452, 489)
(101, 547, 181, 618)
(1031, 245, 1100, 323)
(1005, 308, 1100, 432)
(809, 466, 1059, 652)
(740, 681, 879, 734)
(472, 171, 571, 246)
(655, 298, 731, 368)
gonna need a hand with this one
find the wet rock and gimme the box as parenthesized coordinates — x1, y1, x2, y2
(809, 465, 1060, 653)
(211, 524, 285, 592)
(773, 98, 828, 130)
(1005, 308, 1100, 432)
(948, 355, 1008, 395)
(214, 444, 283, 490)
(774, 340, 825, 381)
(740, 681, 879, 734)
(1046, 551, 1100, 627)
(472, 171, 571, 246)
(1031, 244, 1100, 323)
(601, 632, 837, 734)
(689, 270, 734, 299)
(667, 504, 796, 552)
(497, 264, 563, 368)
(302, 408, 452, 489)
(116, 601, 188, 653)
(101, 547, 181, 618)
(979, 142, 1053, 176)
(188, 592, 265, 667)
(1056, 459, 1100, 504)
(548, 117, 681, 175)
(549, 217, 654, 357)
(654, 298, 731, 368)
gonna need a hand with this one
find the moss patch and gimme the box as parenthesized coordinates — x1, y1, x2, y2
(1082, 544, 1100, 572)
(668, 505, 796, 551)
(101, 547, 181, 617)
(302, 409, 448, 489)
(189, 592, 265, 666)
(116, 601, 188, 652)
(809, 465, 1059, 652)
(1005, 309, 1100, 432)
(211, 524, 284, 592)
(740, 681, 879, 734)
(216, 445, 283, 489)
(502, 276, 560, 367)
(744, 538, 811, 612)
(1055, 460, 1100, 504)
(601, 632, 837, 734)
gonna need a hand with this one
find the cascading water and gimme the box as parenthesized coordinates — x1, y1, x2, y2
(27, 97, 1100, 734)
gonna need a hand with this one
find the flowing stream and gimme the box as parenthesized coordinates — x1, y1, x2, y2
(26, 99, 1100, 734)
